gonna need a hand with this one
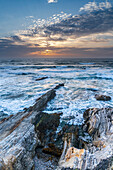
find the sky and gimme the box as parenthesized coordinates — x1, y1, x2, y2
(0, 0, 113, 59)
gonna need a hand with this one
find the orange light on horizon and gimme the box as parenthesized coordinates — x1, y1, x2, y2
(29, 49, 53, 55)
(28, 49, 71, 57)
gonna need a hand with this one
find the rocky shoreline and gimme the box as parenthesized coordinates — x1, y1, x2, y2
(0, 84, 113, 170)
(59, 107, 113, 169)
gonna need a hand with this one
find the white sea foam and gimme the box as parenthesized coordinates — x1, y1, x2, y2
(0, 58, 113, 125)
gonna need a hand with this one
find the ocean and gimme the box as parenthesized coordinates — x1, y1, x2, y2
(0, 57, 113, 125)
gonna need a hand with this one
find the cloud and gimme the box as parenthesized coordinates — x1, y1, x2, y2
(18, 5, 112, 43)
(79, 1, 112, 12)
(26, 16, 34, 19)
(0, 4, 113, 58)
(0, 35, 113, 58)
(44, 8, 113, 38)
(79, 2, 98, 12)
(0, 38, 44, 58)
(11, 36, 24, 42)
(48, 0, 58, 3)
(24, 12, 71, 31)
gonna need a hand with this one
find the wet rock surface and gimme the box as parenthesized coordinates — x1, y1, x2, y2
(54, 83, 64, 89)
(34, 147, 59, 170)
(0, 85, 62, 170)
(58, 107, 113, 170)
(35, 112, 62, 146)
(35, 76, 48, 81)
(83, 108, 113, 139)
(0, 112, 9, 122)
(42, 143, 62, 157)
(0, 82, 113, 170)
(95, 94, 111, 101)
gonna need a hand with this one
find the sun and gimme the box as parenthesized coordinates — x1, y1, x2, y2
(41, 49, 54, 55)
(45, 49, 52, 54)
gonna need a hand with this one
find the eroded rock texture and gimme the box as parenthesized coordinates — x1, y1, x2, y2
(0, 83, 113, 170)
(58, 108, 113, 170)
(0, 88, 56, 170)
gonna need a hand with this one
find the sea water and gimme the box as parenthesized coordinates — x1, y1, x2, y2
(0, 58, 113, 125)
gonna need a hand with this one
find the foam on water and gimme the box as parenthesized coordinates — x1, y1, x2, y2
(0, 58, 113, 125)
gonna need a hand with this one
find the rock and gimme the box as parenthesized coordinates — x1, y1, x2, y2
(1, 83, 113, 170)
(0, 84, 61, 170)
(35, 76, 48, 81)
(28, 89, 56, 112)
(86, 88, 98, 92)
(83, 108, 94, 120)
(54, 123, 81, 151)
(0, 114, 13, 124)
(0, 112, 8, 122)
(42, 143, 62, 157)
(0, 117, 38, 170)
(60, 168, 74, 170)
(34, 147, 59, 170)
(58, 108, 113, 170)
(83, 108, 113, 139)
(95, 94, 111, 101)
(35, 112, 62, 145)
(54, 83, 64, 89)
(59, 147, 85, 169)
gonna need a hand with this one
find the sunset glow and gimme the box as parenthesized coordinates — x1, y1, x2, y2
(0, 0, 113, 58)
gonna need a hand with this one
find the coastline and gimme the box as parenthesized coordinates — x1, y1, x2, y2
(0, 83, 113, 170)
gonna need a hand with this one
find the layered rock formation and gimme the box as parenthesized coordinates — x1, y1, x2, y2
(58, 108, 113, 170)
(0, 86, 59, 170)
(0, 83, 113, 170)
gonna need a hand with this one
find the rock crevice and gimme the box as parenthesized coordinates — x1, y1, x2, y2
(58, 108, 113, 170)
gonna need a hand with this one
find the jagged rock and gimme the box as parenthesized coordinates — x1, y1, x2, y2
(34, 147, 59, 170)
(24, 89, 56, 112)
(59, 147, 85, 169)
(58, 108, 113, 170)
(55, 124, 81, 151)
(0, 85, 61, 170)
(95, 94, 111, 101)
(35, 112, 62, 145)
(83, 108, 113, 139)
(1, 81, 113, 170)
